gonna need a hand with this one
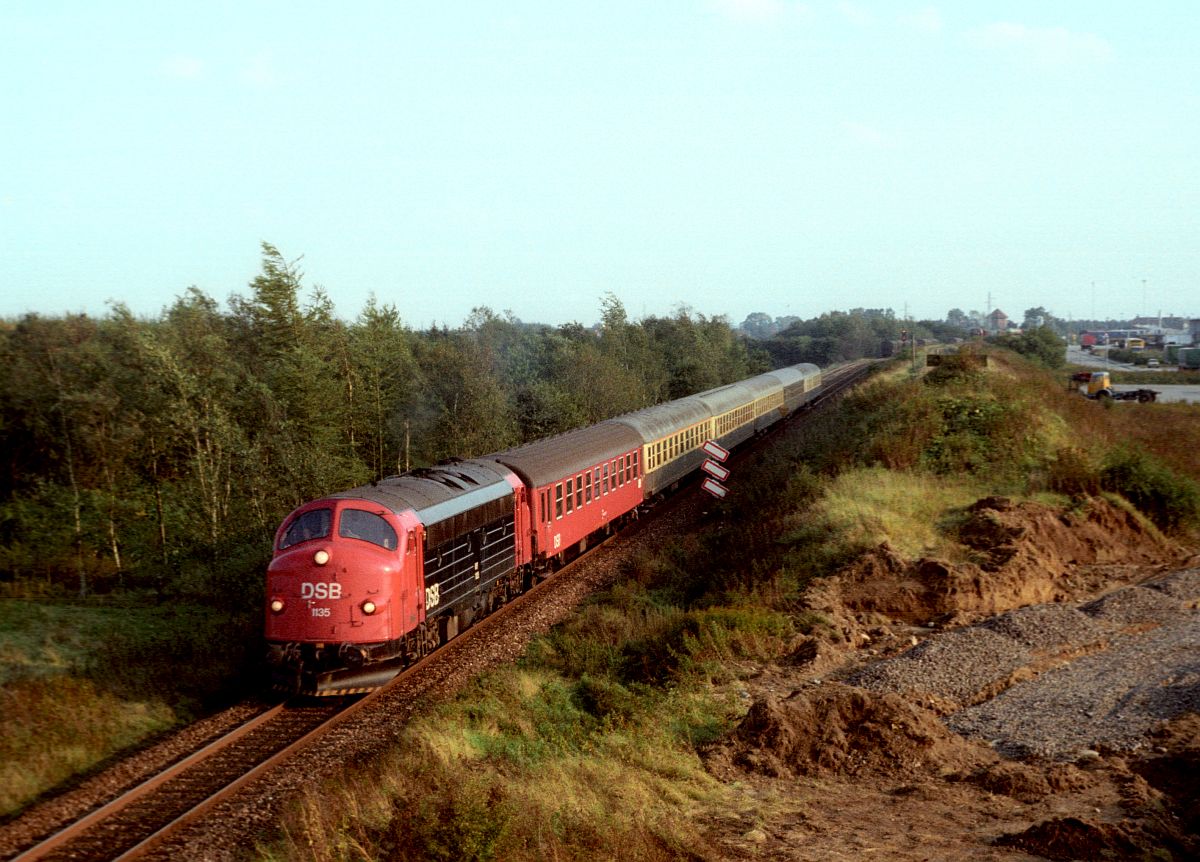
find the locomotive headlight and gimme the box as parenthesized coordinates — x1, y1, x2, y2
(313, 549, 330, 566)
(361, 600, 377, 615)
(269, 598, 285, 614)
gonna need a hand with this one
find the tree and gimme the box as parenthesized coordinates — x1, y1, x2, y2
(991, 325, 1065, 368)
(349, 297, 422, 476)
(740, 312, 776, 339)
(946, 308, 971, 329)
(411, 330, 518, 462)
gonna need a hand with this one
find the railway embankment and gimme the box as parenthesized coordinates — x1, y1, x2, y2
(249, 349, 1199, 862)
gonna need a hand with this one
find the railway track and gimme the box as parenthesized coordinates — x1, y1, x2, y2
(4, 359, 876, 862)
(808, 358, 875, 408)
(9, 699, 359, 862)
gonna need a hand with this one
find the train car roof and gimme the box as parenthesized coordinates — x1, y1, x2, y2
(328, 460, 514, 526)
(756, 362, 820, 387)
(485, 422, 643, 488)
(604, 397, 713, 444)
(691, 375, 780, 414)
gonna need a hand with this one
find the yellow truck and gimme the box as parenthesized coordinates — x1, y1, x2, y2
(1069, 371, 1158, 402)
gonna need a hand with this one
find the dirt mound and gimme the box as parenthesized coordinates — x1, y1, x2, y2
(995, 816, 1173, 860)
(817, 496, 1177, 630)
(705, 683, 989, 780)
(1132, 714, 1200, 837)
(961, 760, 1094, 804)
(701, 491, 1196, 860)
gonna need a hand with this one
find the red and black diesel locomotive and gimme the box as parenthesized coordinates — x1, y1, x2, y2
(265, 363, 822, 694)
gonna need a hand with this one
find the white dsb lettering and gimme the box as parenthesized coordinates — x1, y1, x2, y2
(301, 582, 343, 600)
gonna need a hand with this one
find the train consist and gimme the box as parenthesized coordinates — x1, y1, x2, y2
(265, 363, 823, 695)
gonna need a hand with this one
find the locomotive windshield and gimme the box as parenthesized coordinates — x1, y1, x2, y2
(338, 509, 398, 550)
(279, 508, 332, 549)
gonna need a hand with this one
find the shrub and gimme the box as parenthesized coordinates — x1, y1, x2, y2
(923, 353, 985, 386)
(1100, 446, 1200, 532)
(990, 326, 1066, 368)
(1045, 447, 1103, 497)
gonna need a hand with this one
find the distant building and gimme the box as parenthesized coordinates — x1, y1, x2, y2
(1131, 316, 1186, 330)
(1131, 316, 1192, 346)
(986, 309, 1009, 334)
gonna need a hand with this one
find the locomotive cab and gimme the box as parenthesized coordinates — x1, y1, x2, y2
(265, 501, 425, 694)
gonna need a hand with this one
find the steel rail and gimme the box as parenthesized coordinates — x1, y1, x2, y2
(9, 703, 287, 862)
(110, 690, 385, 861)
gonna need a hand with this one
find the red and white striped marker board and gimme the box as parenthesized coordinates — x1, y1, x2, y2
(701, 478, 728, 499)
(702, 440, 729, 462)
(702, 459, 730, 482)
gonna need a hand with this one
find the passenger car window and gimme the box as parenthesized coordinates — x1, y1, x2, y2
(338, 509, 398, 550)
(280, 508, 332, 549)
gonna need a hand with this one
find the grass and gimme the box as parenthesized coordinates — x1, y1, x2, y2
(262, 666, 732, 862)
(0, 599, 257, 816)
(814, 467, 988, 561)
(0, 675, 176, 816)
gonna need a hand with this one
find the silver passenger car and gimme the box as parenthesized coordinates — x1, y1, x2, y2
(604, 362, 822, 498)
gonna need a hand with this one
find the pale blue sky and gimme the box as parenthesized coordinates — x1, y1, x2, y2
(2, 1, 1197, 327)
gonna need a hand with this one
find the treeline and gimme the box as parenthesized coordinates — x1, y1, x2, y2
(0, 245, 763, 602)
(755, 309, 962, 366)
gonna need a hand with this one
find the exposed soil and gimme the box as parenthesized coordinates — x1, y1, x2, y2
(704, 496, 1199, 861)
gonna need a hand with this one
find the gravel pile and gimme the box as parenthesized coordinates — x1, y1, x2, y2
(1143, 566, 1200, 601)
(948, 614, 1200, 759)
(1079, 584, 1185, 624)
(978, 603, 1113, 650)
(845, 568, 1198, 762)
(846, 627, 1030, 706)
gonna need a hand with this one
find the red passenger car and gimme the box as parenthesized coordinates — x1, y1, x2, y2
(487, 423, 644, 569)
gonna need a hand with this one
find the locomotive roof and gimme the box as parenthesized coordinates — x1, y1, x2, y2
(485, 422, 643, 488)
(328, 460, 513, 526)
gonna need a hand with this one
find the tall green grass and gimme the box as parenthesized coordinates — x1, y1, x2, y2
(0, 600, 257, 816)
(815, 467, 987, 561)
(0, 676, 175, 816)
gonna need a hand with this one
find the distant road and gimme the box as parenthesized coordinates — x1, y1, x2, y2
(1063, 346, 1199, 403)
(1065, 344, 1138, 371)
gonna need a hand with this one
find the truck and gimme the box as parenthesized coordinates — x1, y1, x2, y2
(1068, 371, 1158, 402)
